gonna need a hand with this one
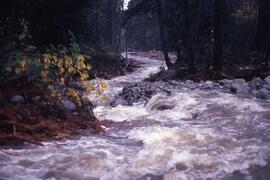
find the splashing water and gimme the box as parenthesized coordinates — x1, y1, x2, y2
(1, 52, 270, 180)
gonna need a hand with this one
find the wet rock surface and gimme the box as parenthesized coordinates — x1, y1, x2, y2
(136, 174, 163, 180)
(111, 81, 170, 106)
(111, 76, 270, 106)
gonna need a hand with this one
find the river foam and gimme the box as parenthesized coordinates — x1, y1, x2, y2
(1, 52, 270, 180)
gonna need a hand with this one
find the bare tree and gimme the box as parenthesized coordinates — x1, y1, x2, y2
(157, 0, 173, 68)
(213, 0, 224, 70)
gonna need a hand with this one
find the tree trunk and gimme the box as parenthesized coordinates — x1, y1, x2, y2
(213, 0, 224, 70)
(265, 40, 270, 68)
(106, 0, 113, 48)
(256, 0, 270, 68)
(192, 0, 202, 53)
(183, 0, 195, 71)
(255, 0, 270, 54)
(95, 0, 100, 46)
(116, 0, 123, 54)
(157, 0, 173, 69)
(176, 41, 182, 65)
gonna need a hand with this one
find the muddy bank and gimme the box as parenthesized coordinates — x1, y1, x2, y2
(0, 78, 104, 147)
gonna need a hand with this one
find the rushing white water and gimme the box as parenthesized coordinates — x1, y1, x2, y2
(88, 53, 164, 107)
(1, 52, 270, 180)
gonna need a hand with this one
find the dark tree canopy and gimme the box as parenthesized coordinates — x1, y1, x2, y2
(0, 0, 123, 51)
(124, 0, 269, 71)
(0, 0, 269, 76)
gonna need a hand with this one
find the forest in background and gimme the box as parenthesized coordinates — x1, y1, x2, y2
(0, 0, 126, 79)
(0, 0, 122, 50)
(1, 0, 270, 79)
(0, 0, 270, 145)
(125, 0, 270, 79)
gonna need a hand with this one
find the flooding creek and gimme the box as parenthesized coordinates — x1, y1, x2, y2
(1, 52, 270, 180)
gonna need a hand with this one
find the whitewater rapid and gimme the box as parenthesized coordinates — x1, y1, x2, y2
(1, 52, 270, 180)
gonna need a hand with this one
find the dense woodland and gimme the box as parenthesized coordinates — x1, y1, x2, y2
(1, 0, 270, 72)
(0, 0, 270, 144)
(125, 0, 270, 76)
(0, 0, 122, 50)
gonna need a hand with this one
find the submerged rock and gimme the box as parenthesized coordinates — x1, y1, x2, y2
(136, 174, 163, 180)
(146, 94, 176, 112)
(175, 163, 189, 171)
(156, 104, 175, 111)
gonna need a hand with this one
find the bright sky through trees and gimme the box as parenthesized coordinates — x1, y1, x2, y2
(124, 0, 130, 9)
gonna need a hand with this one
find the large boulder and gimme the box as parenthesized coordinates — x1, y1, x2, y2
(230, 79, 250, 95)
(205, 81, 214, 88)
(249, 77, 264, 90)
(234, 79, 247, 84)
(113, 82, 158, 106)
(220, 79, 233, 89)
(146, 94, 176, 112)
(184, 80, 197, 90)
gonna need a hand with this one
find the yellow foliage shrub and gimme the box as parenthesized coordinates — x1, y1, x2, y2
(2, 46, 108, 107)
(0, 28, 108, 107)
